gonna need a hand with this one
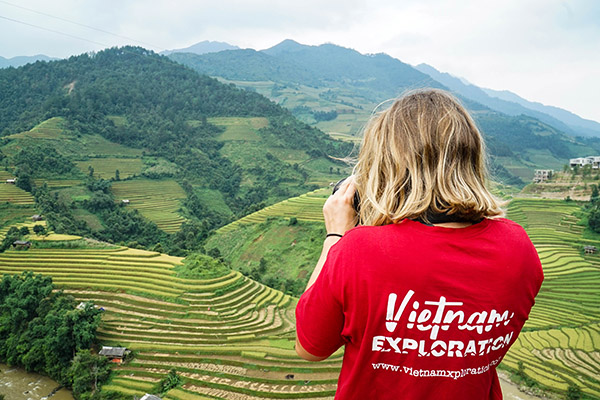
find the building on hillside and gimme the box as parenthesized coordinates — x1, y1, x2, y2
(12, 240, 31, 249)
(121, 199, 130, 205)
(140, 395, 162, 400)
(99, 346, 129, 363)
(570, 156, 600, 169)
(6, 178, 15, 184)
(76, 301, 105, 312)
(533, 170, 553, 183)
(584, 245, 597, 254)
(32, 214, 43, 221)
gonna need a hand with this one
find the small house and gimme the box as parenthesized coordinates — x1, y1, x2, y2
(32, 214, 43, 222)
(122, 199, 130, 205)
(570, 156, 600, 169)
(12, 240, 31, 249)
(6, 179, 15, 184)
(99, 346, 129, 363)
(584, 245, 596, 254)
(533, 170, 553, 183)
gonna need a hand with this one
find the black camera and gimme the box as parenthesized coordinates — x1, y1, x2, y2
(332, 177, 360, 214)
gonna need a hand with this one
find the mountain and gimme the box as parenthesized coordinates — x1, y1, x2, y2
(170, 40, 441, 102)
(415, 63, 600, 138)
(481, 86, 600, 138)
(160, 40, 239, 56)
(0, 54, 58, 68)
(0, 46, 351, 255)
(168, 40, 600, 183)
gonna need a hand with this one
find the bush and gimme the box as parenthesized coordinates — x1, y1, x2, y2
(566, 383, 582, 400)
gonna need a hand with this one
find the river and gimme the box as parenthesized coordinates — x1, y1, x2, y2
(0, 364, 73, 400)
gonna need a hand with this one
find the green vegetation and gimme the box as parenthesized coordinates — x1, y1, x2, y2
(0, 272, 102, 393)
(69, 350, 112, 399)
(0, 184, 34, 205)
(111, 179, 187, 233)
(207, 217, 325, 296)
(76, 158, 143, 180)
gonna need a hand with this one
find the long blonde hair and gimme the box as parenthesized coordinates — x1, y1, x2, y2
(354, 89, 504, 226)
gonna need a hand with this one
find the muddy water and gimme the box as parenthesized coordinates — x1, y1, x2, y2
(0, 363, 73, 400)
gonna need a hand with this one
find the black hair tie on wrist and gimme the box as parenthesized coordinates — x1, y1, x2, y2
(326, 233, 343, 239)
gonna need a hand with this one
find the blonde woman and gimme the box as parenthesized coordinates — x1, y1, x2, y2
(295, 89, 543, 399)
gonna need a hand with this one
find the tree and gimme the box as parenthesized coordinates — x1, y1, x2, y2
(88, 166, 94, 177)
(114, 169, 120, 181)
(154, 368, 181, 395)
(19, 226, 30, 236)
(68, 350, 111, 397)
(0, 272, 102, 386)
(566, 383, 582, 400)
(15, 174, 32, 192)
(33, 225, 46, 235)
(591, 184, 600, 204)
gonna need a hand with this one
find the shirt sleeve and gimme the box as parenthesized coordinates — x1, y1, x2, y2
(295, 249, 346, 358)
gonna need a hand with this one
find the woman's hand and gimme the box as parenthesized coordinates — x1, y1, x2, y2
(323, 177, 358, 235)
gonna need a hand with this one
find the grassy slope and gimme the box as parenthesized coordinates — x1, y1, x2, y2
(0, 117, 190, 233)
(207, 116, 353, 192)
(217, 79, 595, 183)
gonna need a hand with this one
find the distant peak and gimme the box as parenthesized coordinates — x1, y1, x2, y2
(161, 41, 239, 56)
(262, 39, 307, 55)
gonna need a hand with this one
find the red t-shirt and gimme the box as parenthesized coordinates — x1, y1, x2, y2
(296, 218, 543, 399)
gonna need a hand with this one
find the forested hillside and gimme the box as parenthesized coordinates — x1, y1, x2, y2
(170, 40, 600, 182)
(0, 47, 352, 254)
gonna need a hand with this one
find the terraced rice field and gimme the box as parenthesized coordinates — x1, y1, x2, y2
(0, 183, 35, 204)
(503, 199, 600, 398)
(0, 245, 343, 399)
(7, 116, 67, 139)
(111, 179, 187, 233)
(207, 117, 269, 141)
(5, 117, 142, 158)
(76, 158, 143, 180)
(217, 188, 328, 234)
(32, 178, 84, 188)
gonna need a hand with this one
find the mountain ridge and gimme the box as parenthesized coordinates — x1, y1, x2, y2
(415, 63, 600, 137)
(0, 54, 58, 68)
(167, 40, 600, 182)
(160, 40, 240, 56)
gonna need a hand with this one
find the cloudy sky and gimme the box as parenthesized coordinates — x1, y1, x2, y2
(1, 0, 598, 122)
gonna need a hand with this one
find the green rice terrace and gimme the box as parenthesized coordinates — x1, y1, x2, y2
(111, 179, 188, 233)
(502, 199, 600, 398)
(216, 188, 329, 235)
(0, 195, 598, 399)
